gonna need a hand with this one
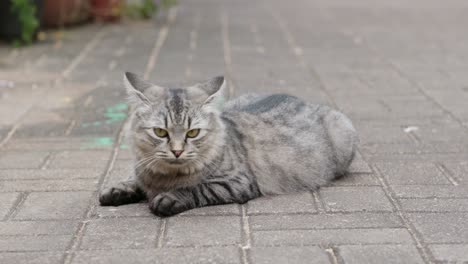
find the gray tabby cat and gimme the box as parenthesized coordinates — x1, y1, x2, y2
(99, 72, 358, 216)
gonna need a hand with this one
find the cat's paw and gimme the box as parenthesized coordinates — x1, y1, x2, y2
(149, 193, 188, 217)
(99, 183, 143, 206)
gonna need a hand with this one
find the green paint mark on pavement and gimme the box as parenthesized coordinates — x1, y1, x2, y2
(81, 102, 128, 128)
(80, 137, 114, 150)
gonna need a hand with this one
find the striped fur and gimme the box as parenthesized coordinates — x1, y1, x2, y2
(99, 72, 358, 216)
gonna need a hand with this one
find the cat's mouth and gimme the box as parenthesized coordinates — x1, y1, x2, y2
(164, 158, 188, 165)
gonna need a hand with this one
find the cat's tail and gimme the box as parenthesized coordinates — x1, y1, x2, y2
(324, 110, 359, 176)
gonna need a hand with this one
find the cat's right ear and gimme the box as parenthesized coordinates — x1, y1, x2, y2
(124, 72, 151, 106)
(123, 72, 164, 106)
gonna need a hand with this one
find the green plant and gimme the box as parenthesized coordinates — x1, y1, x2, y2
(125, 0, 177, 20)
(10, 0, 39, 46)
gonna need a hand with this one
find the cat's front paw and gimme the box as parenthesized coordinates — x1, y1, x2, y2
(99, 182, 143, 206)
(149, 193, 189, 217)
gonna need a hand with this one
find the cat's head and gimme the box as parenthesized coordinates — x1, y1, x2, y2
(124, 72, 227, 173)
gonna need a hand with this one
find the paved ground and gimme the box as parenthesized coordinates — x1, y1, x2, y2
(1, 0, 468, 263)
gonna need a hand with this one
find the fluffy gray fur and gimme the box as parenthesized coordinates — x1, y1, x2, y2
(99, 72, 358, 216)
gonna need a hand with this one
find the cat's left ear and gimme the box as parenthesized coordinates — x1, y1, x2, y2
(198, 76, 227, 112)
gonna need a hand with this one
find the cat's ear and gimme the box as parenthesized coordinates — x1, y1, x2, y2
(123, 72, 165, 106)
(198, 76, 227, 112)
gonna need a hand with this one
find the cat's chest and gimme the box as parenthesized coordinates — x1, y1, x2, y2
(138, 169, 202, 197)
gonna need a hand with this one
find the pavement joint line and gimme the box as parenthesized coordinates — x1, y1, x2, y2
(371, 164, 435, 263)
(39, 153, 54, 170)
(312, 191, 326, 213)
(61, 28, 107, 79)
(221, 10, 236, 98)
(265, 3, 338, 109)
(325, 247, 341, 264)
(0, 27, 108, 150)
(240, 205, 252, 264)
(435, 163, 460, 186)
(156, 219, 167, 248)
(343, 28, 468, 146)
(3, 192, 29, 221)
(61, 9, 177, 264)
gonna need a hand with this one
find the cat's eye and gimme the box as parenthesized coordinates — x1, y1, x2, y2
(186, 129, 200, 138)
(154, 128, 168, 138)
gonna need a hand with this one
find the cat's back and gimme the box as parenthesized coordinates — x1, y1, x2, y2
(222, 93, 358, 195)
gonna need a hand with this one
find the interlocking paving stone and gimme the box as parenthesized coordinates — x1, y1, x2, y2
(0, 179, 98, 192)
(332, 173, 379, 186)
(0, 235, 72, 251)
(393, 185, 468, 198)
(339, 245, 424, 264)
(0, 151, 49, 169)
(247, 193, 316, 214)
(250, 213, 402, 230)
(430, 244, 468, 262)
(400, 198, 468, 212)
(13, 191, 93, 220)
(319, 186, 394, 212)
(0, 169, 102, 180)
(376, 162, 451, 185)
(72, 247, 241, 264)
(80, 218, 159, 249)
(252, 228, 414, 246)
(48, 150, 111, 170)
(250, 246, 331, 264)
(0, 252, 63, 264)
(94, 203, 154, 218)
(0, 192, 20, 219)
(407, 213, 468, 243)
(179, 203, 241, 216)
(0, 220, 78, 235)
(165, 216, 241, 246)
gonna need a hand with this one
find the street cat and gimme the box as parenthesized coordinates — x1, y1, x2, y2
(99, 72, 358, 216)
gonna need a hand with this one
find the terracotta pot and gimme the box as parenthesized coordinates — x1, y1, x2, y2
(90, 0, 123, 22)
(42, 0, 90, 27)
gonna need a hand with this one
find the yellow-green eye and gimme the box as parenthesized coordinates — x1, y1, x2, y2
(154, 128, 168, 138)
(186, 129, 200, 138)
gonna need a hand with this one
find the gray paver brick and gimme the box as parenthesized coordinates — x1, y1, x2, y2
(72, 247, 241, 264)
(332, 173, 379, 186)
(339, 245, 424, 264)
(0, 178, 98, 192)
(393, 185, 468, 198)
(250, 213, 402, 230)
(49, 150, 111, 169)
(0, 220, 78, 235)
(0, 235, 72, 251)
(400, 198, 468, 212)
(14, 191, 93, 220)
(408, 213, 468, 243)
(165, 216, 241, 246)
(0, 168, 102, 180)
(0, 252, 63, 264)
(376, 162, 451, 185)
(0, 192, 20, 219)
(0, 151, 49, 169)
(247, 193, 316, 214)
(319, 186, 393, 212)
(252, 228, 414, 246)
(250, 246, 331, 264)
(80, 218, 159, 249)
(430, 244, 468, 262)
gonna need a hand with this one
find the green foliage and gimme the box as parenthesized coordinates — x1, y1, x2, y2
(125, 0, 177, 20)
(10, 0, 39, 46)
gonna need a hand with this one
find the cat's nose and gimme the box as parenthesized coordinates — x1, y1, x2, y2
(171, 150, 184, 158)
